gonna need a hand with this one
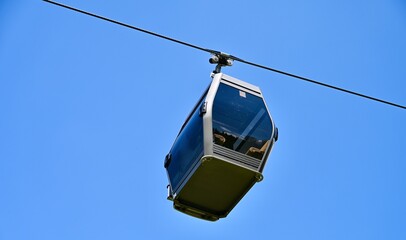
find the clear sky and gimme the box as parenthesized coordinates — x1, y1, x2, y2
(1, 1, 405, 239)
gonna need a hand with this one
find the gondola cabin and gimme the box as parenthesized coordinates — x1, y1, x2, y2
(164, 72, 278, 221)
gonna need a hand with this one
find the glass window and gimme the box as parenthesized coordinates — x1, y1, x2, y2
(212, 83, 273, 160)
(167, 100, 204, 192)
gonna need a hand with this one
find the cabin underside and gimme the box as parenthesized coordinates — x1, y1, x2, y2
(172, 155, 262, 221)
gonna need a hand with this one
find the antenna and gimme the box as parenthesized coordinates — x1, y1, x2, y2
(43, 0, 405, 110)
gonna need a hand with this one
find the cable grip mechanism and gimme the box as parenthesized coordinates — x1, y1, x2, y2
(209, 52, 233, 73)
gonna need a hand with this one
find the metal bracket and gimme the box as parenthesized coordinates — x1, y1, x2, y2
(167, 184, 174, 201)
(209, 52, 233, 73)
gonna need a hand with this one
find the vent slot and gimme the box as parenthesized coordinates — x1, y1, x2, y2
(213, 144, 261, 171)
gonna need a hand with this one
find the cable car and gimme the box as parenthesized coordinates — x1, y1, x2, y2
(46, 0, 406, 223)
(164, 72, 278, 221)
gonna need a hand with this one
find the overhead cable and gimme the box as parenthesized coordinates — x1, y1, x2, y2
(43, 0, 406, 110)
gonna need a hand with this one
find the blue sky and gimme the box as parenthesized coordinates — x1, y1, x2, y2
(1, 1, 405, 239)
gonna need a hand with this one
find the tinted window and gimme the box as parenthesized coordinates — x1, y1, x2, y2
(212, 83, 272, 160)
(168, 101, 204, 191)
